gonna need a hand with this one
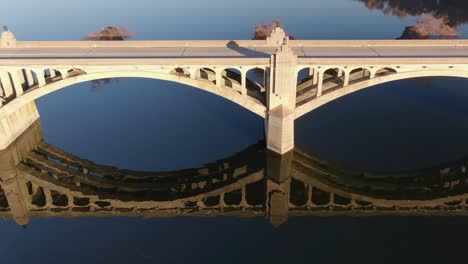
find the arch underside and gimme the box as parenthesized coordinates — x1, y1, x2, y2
(0, 70, 268, 118)
(295, 69, 468, 119)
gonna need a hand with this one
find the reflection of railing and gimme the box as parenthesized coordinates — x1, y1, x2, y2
(1, 120, 468, 228)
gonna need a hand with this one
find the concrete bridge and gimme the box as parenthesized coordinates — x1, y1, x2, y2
(0, 27, 468, 154)
(1, 120, 467, 227)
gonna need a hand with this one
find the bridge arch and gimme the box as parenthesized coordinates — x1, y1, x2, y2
(0, 70, 267, 118)
(295, 69, 468, 119)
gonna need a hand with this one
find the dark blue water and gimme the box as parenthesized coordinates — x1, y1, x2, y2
(1, 0, 468, 263)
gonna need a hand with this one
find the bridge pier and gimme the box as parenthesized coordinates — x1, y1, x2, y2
(266, 105, 294, 155)
(0, 101, 40, 150)
(265, 36, 297, 155)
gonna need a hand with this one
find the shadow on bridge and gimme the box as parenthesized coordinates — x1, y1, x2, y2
(1, 120, 467, 228)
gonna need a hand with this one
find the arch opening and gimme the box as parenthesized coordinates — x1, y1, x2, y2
(322, 68, 345, 94)
(170, 67, 190, 77)
(67, 68, 87, 78)
(349, 68, 371, 85)
(295, 71, 468, 120)
(221, 68, 242, 91)
(246, 67, 267, 103)
(45, 69, 63, 83)
(196, 68, 216, 84)
(375, 67, 397, 77)
(297, 67, 312, 87)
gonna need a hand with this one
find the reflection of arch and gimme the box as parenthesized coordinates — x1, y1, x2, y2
(295, 70, 468, 119)
(0, 71, 267, 118)
(290, 146, 468, 211)
(2, 119, 468, 227)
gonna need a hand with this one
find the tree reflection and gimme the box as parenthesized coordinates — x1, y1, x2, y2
(354, 0, 467, 39)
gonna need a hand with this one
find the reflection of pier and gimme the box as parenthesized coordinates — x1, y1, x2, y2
(1, 121, 467, 227)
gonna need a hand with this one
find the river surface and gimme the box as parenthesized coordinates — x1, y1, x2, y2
(1, 0, 468, 263)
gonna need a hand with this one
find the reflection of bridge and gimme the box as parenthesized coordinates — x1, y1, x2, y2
(1, 121, 467, 227)
(0, 27, 467, 154)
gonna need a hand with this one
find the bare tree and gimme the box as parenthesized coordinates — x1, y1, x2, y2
(253, 20, 295, 40)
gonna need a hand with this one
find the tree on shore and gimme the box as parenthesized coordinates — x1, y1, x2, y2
(84, 25, 133, 40)
(253, 20, 295, 40)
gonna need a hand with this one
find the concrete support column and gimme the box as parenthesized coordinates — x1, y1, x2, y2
(25, 70, 35, 87)
(10, 71, 24, 97)
(316, 70, 324, 97)
(49, 69, 56, 78)
(18, 70, 26, 87)
(337, 68, 343, 77)
(188, 68, 198, 79)
(57, 69, 68, 79)
(240, 70, 247, 95)
(33, 69, 46, 87)
(215, 70, 222, 87)
(343, 71, 350, 86)
(0, 72, 14, 98)
(312, 68, 318, 86)
(309, 67, 314, 77)
(369, 70, 376, 79)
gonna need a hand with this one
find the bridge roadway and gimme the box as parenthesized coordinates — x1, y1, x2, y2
(1, 27, 468, 154)
(0, 40, 467, 62)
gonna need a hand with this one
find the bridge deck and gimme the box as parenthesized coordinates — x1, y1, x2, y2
(0, 41, 466, 64)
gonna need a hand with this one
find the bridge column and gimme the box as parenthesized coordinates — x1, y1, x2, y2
(343, 70, 350, 87)
(0, 72, 14, 98)
(312, 68, 318, 86)
(240, 69, 247, 95)
(265, 39, 297, 155)
(25, 70, 35, 87)
(57, 69, 68, 80)
(316, 70, 324, 97)
(32, 69, 46, 87)
(49, 69, 56, 78)
(10, 70, 24, 97)
(215, 69, 222, 87)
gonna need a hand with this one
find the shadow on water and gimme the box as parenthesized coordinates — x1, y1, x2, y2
(1, 119, 468, 228)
